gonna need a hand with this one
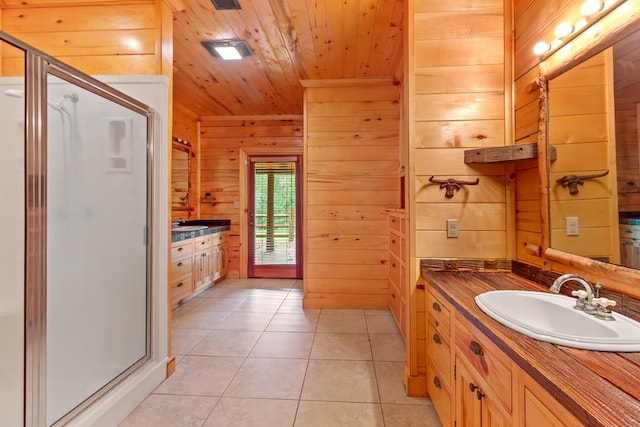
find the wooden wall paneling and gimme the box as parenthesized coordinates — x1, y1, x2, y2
(302, 79, 399, 309)
(199, 117, 304, 279)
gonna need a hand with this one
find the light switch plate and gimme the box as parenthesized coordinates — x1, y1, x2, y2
(566, 216, 579, 236)
(446, 219, 459, 238)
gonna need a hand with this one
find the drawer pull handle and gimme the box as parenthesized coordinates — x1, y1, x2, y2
(391, 292, 396, 299)
(432, 333, 442, 345)
(433, 376, 442, 389)
(176, 282, 184, 288)
(392, 218, 396, 223)
(432, 302, 441, 312)
(469, 341, 484, 356)
(391, 239, 396, 244)
(177, 262, 183, 267)
(392, 263, 396, 268)
(177, 247, 183, 251)
(469, 383, 479, 392)
(201, 241, 206, 245)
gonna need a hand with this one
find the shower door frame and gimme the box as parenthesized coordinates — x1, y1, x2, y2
(0, 31, 156, 427)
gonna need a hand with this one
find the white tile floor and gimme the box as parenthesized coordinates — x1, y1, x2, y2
(120, 278, 442, 427)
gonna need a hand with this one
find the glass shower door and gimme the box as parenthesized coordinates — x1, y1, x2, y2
(45, 75, 150, 425)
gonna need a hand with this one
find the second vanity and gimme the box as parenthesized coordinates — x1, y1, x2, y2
(423, 270, 640, 427)
(170, 220, 231, 306)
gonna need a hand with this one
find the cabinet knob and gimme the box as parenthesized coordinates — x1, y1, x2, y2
(177, 262, 183, 267)
(177, 247, 183, 251)
(392, 263, 396, 268)
(391, 239, 396, 244)
(432, 333, 442, 345)
(469, 383, 479, 392)
(433, 376, 442, 389)
(176, 282, 184, 288)
(391, 292, 396, 299)
(432, 302, 441, 312)
(469, 340, 484, 357)
(476, 390, 485, 400)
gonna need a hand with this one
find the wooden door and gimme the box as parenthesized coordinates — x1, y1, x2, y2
(248, 156, 302, 278)
(456, 359, 483, 427)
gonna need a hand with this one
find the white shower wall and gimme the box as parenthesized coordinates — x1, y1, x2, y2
(0, 77, 25, 427)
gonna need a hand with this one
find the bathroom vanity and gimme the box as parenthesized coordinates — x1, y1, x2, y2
(423, 271, 640, 427)
(170, 220, 231, 306)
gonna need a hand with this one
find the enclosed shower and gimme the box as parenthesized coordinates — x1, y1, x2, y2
(0, 32, 169, 426)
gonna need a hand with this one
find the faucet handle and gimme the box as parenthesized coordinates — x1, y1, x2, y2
(592, 297, 616, 309)
(571, 290, 588, 299)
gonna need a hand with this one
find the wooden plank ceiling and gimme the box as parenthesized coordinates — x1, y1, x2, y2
(172, 0, 404, 116)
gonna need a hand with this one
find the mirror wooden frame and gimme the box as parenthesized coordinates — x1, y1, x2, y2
(171, 141, 193, 213)
(537, 2, 640, 298)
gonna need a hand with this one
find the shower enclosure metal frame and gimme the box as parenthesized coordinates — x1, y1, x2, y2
(0, 31, 156, 426)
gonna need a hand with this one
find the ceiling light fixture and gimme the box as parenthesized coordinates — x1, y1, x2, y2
(210, 0, 241, 10)
(202, 40, 253, 61)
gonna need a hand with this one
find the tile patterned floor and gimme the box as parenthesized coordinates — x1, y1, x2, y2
(120, 278, 442, 427)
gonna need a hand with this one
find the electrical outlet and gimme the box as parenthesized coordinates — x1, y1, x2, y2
(446, 219, 459, 238)
(566, 216, 579, 236)
(233, 200, 240, 209)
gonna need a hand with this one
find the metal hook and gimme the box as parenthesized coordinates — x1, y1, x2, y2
(556, 170, 609, 195)
(428, 176, 480, 199)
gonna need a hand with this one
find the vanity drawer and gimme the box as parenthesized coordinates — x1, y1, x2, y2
(171, 276, 193, 305)
(194, 235, 213, 251)
(427, 361, 452, 427)
(427, 288, 451, 338)
(389, 232, 401, 257)
(389, 215, 401, 232)
(171, 241, 193, 258)
(620, 224, 640, 239)
(428, 321, 451, 388)
(171, 257, 193, 280)
(210, 231, 227, 245)
(389, 253, 401, 286)
(455, 316, 512, 411)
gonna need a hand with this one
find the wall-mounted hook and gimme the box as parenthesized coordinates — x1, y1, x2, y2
(428, 176, 479, 199)
(556, 170, 609, 195)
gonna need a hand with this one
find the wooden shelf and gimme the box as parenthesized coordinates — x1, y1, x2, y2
(464, 142, 538, 163)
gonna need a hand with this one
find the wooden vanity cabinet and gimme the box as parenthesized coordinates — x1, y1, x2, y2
(387, 211, 407, 337)
(426, 282, 582, 427)
(170, 230, 229, 306)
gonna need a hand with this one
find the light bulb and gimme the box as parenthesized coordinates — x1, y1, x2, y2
(533, 41, 550, 56)
(555, 22, 574, 39)
(581, 0, 603, 16)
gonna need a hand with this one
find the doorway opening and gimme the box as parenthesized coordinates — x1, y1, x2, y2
(248, 156, 302, 278)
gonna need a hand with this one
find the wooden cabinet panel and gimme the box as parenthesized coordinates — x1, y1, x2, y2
(171, 241, 193, 258)
(171, 257, 193, 280)
(427, 321, 452, 389)
(427, 362, 453, 427)
(455, 358, 483, 427)
(455, 318, 512, 411)
(171, 276, 193, 306)
(522, 372, 582, 427)
(427, 289, 452, 338)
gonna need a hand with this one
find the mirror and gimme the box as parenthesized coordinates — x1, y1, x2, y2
(547, 26, 640, 270)
(172, 140, 192, 213)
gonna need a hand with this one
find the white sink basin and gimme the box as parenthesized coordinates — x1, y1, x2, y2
(475, 290, 640, 352)
(172, 225, 208, 232)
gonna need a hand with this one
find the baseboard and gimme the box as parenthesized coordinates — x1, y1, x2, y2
(303, 294, 388, 309)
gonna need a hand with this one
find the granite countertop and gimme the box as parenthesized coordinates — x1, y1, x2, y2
(423, 271, 640, 427)
(171, 219, 231, 243)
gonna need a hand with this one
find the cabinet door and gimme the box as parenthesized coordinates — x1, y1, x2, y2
(456, 359, 482, 427)
(193, 251, 205, 289)
(212, 246, 221, 280)
(202, 249, 213, 285)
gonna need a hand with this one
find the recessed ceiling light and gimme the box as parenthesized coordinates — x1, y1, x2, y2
(202, 40, 253, 60)
(211, 0, 241, 10)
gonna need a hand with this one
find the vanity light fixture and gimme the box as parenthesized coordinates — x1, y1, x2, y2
(532, 0, 622, 58)
(202, 39, 253, 60)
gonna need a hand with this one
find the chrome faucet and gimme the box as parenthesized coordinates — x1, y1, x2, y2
(550, 273, 598, 314)
(171, 217, 185, 228)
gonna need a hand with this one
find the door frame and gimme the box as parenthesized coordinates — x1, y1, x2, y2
(239, 147, 303, 278)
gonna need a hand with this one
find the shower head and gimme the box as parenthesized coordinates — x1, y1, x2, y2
(64, 93, 79, 103)
(3, 89, 24, 98)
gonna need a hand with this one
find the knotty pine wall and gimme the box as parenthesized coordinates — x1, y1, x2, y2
(198, 117, 304, 279)
(302, 79, 400, 309)
(409, 0, 511, 265)
(0, 0, 172, 77)
(548, 51, 618, 262)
